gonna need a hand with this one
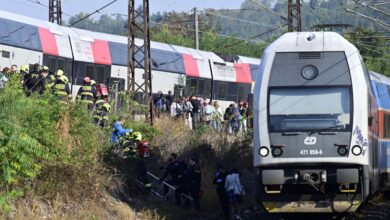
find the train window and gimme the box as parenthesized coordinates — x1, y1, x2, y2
(205, 79, 211, 98)
(1, 50, 10, 58)
(387, 86, 390, 98)
(198, 79, 205, 97)
(96, 66, 105, 83)
(48, 57, 56, 71)
(190, 78, 198, 95)
(238, 84, 246, 102)
(217, 83, 227, 100)
(57, 59, 65, 72)
(384, 114, 390, 138)
(86, 65, 95, 79)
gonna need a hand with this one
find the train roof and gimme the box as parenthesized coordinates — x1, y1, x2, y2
(0, 9, 258, 83)
(265, 32, 358, 53)
(370, 71, 390, 86)
(236, 55, 261, 65)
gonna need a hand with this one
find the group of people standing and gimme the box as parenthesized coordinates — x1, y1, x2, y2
(0, 63, 111, 127)
(159, 153, 245, 220)
(153, 91, 250, 133)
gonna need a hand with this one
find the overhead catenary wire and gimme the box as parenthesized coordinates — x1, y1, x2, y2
(344, 7, 390, 31)
(70, 0, 119, 26)
(204, 10, 287, 30)
(150, 21, 269, 45)
(352, 0, 390, 18)
(248, 0, 287, 21)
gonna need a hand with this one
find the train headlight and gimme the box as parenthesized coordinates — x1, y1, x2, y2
(351, 145, 362, 156)
(259, 147, 269, 157)
(301, 65, 318, 80)
(337, 146, 348, 156)
(272, 147, 283, 157)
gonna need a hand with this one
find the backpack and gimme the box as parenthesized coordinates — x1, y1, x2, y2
(205, 105, 213, 115)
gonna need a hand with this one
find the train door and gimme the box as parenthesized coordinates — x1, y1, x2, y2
(370, 95, 380, 192)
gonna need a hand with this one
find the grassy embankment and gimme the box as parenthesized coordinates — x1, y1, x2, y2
(0, 78, 255, 219)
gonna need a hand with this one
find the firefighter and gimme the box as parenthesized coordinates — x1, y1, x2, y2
(76, 76, 97, 110)
(122, 131, 140, 158)
(24, 63, 41, 96)
(52, 69, 71, 102)
(93, 94, 111, 127)
(19, 65, 29, 86)
(30, 66, 50, 95)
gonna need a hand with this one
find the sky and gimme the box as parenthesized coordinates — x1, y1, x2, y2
(1, 0, 246, 22)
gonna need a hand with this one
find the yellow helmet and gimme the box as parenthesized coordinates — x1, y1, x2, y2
(58, 75, 68, 84)
(132, 132, 142, 141)
(41, 66, 49, 72)
(56, 69, 64, 76)
(20, 65, 29, 73)
(91, 80, 97, 86)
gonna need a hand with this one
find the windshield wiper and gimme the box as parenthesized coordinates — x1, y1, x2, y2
(308, 124, 346, 135)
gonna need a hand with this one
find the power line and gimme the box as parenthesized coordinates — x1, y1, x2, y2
(353, 0, 390, 17)
(150, 21, 269, 45)
(219, 25, 287, 50)
(204, 10, 287, 30)
(70, 0, 119, 26)
(248, 0, 287, 21)
(344, 7, 390, 31)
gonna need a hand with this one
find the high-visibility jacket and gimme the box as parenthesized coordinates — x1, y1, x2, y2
(93, 99, 111, 125)
(76, 84, 97, 104)
(52, 81, 71, 101)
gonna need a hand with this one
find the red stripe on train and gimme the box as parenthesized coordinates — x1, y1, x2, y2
(38, 27, 59, 56)
(91, 39, 112, 65)
(234, 63, 251, 84)
(183, 54, 199, 77)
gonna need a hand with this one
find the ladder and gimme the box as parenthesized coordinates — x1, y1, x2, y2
(136, 171, 193, 207)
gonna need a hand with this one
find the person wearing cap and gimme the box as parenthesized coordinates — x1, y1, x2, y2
(52, 69, 71, 102)
(76, 76, 97, 110)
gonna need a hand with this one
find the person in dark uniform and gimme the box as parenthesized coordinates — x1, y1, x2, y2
(175, 157, 202, 210)
(24, 63, 41, 96)
(52, 70, 71, 102)
(160, 153, 186, 186)
(93, 94, 111, 127)
(160, 153, 187, 198)
(76, 77, 97, 110)
(213, 164, 230, 220)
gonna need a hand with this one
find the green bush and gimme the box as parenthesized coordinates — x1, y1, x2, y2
(0, 79, 110, 211)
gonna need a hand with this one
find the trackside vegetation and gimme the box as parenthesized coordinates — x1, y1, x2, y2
(0, 77, 110, 212)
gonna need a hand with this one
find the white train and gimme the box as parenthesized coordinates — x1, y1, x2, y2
(0, 10, 260, 109)
(253, 31, 390, 213)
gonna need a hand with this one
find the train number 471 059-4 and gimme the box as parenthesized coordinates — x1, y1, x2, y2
(300, 149, 323, 156)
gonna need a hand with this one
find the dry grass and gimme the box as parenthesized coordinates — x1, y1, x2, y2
(1, 193, 141, 220)
(144, 115, 256, 218)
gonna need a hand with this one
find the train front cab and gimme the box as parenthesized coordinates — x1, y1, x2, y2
(253, 34, 377, 214)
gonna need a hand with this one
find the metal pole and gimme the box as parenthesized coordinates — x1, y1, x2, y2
(114, 81, 119, 113)
(128, 0, 153, 125)
(49, 0, 62, 24)
(194, 7, 199, 50)
(288, 0, 301, 32)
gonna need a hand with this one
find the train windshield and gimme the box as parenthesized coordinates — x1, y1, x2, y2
(268, 87, 351, 132)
